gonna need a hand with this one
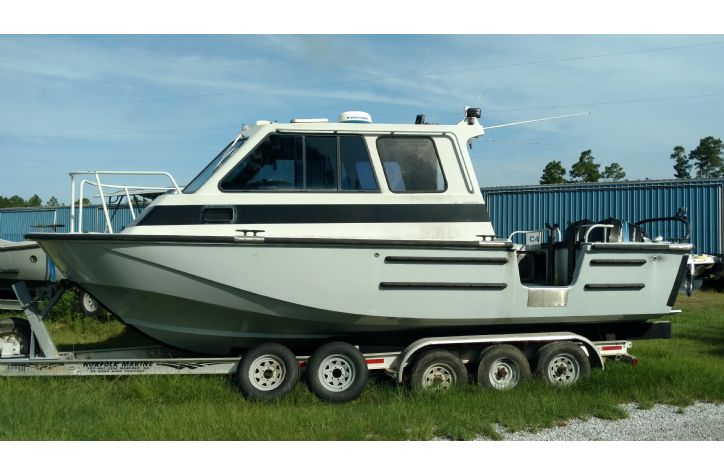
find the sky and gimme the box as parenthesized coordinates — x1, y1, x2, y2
(1, 34, 723, 204)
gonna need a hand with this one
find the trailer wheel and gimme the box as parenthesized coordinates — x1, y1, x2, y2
(79, 291, 102, 318)
(236, 343, 299, 401)
(306, 342, 368, 403)
(536, 341, 591, 386)
(476, 344, 531, 390)
(0, 318, 31, 356)
(410, 350, 468, 392)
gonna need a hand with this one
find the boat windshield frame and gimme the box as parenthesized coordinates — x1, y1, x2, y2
(183, 136, 247, 194)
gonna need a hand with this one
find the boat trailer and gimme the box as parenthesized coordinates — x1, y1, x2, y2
(1, 282, 642, 402)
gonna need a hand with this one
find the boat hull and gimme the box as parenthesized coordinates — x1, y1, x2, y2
(30, 234, 689, 355)
(0, 240, 60, 298)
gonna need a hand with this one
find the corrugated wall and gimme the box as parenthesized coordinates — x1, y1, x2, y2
(0, 205, 143, 242)
(481, 179, 724, 255)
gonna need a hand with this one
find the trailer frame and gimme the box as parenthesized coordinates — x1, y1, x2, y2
(1, 282, 640, 396)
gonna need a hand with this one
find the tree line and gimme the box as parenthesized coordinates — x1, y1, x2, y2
(0, 194, 61, 209)
(0, 195, 95, 209)
(540, 136, 723, 185)
(540, 150, 625, 184)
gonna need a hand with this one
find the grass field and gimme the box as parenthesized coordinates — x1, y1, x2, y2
(1, 291, 723, 440)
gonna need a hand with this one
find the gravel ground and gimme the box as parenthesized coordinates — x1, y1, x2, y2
(483, 402, 724, 441)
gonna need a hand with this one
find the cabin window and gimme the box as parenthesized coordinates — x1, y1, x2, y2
(220, 133, 378, 192)
(377, 136, 446, 193)
(305, 136, 337, 190)
(340, 136, 378, 191)
(220, 135, 304, 190)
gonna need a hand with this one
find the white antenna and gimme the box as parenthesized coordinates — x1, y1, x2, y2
(485, 112, 590, 130)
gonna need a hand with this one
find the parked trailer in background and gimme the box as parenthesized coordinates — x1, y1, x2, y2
(481, 178, 724, 256)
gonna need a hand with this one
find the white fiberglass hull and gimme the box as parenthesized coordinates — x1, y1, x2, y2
(30, 233, 689, 355)
(0, 240, 60, 298)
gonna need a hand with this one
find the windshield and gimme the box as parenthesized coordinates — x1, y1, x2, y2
(183, 136, 247, 193)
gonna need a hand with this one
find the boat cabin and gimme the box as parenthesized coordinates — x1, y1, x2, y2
(125, 109, 495, 241)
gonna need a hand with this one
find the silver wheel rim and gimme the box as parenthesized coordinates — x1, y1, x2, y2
(488, 358, 520, 390)
(248, 354, 287, 391)
(82, 293, 98, 313)
(318, 354, 356, 392)
(546, 353, 579, 385)
(421, 363, 456, 390)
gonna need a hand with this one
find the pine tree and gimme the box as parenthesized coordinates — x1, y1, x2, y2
(690, 136, 723, 178)
(569, 150, 601, 183)
(46, 196, 60, 207)
(670, 146, 691, 179)
(602, 163, 626, 181)
(27, 194, 42, 207)
(539, 160, 567, 184)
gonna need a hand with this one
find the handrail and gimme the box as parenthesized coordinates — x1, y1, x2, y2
(583, 224, 614, 243)
(70, 171, 181, 234)
(634, 215, 691, 242)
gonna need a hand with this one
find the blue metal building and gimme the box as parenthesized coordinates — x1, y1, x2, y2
(481, 178, 724, 255)
(0, 205, 141, 242)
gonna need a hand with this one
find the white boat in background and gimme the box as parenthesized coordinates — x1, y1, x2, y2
(27, 108, 692, 356)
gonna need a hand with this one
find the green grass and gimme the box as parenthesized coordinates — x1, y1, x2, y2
(1, 291, 723, 440)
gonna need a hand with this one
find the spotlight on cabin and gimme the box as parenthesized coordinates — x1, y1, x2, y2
(465, 107, 481, 119)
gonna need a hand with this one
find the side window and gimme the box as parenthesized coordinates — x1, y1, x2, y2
(305, 136, 337, 190)
(221, 134, 379, 192)
(220, 135, 303, 190)
(340, 136, 377, 191)
(377, 136, 446, 193)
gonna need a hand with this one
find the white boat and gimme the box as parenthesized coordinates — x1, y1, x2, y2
(26, 109, 692, 356)
(0, 239, 57, 301)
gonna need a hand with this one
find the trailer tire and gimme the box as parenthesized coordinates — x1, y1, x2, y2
(0, 317, 31, 356)
(306, 342, 368, 403)
(79, 290, 103, 318)
(536, 341, 591, 386)
(476, 344, 530, 390)
(410, 350, 468, 392)
(237, 343, 299, 401)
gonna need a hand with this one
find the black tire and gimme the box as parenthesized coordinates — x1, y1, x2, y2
(476, 344, 531, 390)
(79, 290, 103, 318)
(536, 341, 591, 386)
(0, 317, 31, 356)
(236, 343, 299, 401)
(306, 341, 368, 403)
(409, 349, 468, 392)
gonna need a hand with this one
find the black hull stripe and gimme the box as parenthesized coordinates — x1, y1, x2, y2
(590, 259, 646, 267)
(384, 256, 508, 265)
(138, 203, 490, 226)
(584, 283, 645, 291)
(379, 282, 507, 290)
